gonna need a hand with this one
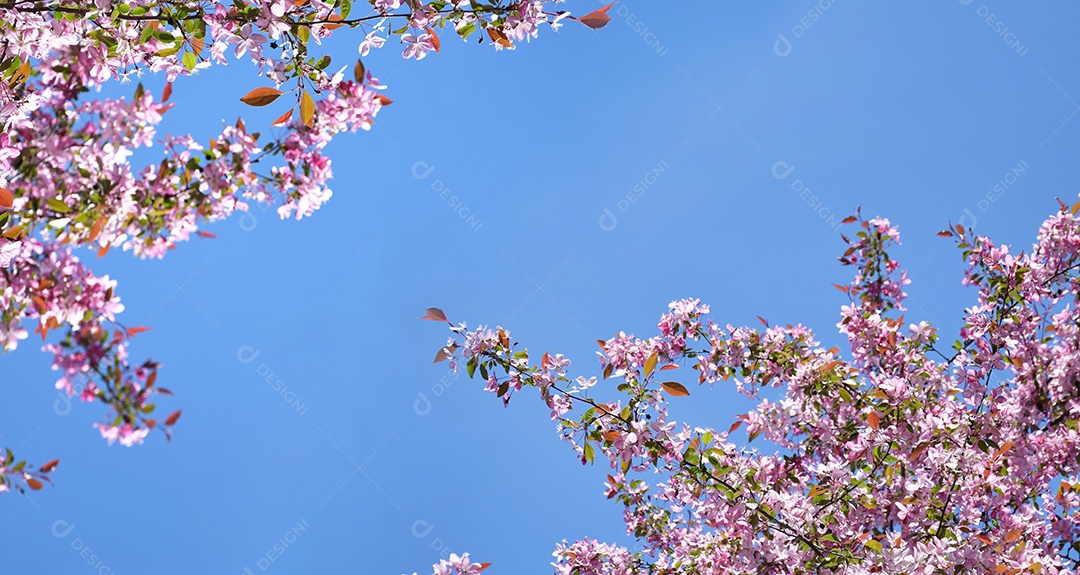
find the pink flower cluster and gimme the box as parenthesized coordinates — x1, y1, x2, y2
(430, 201, 1080, 573)
(0, 0, 585, 492)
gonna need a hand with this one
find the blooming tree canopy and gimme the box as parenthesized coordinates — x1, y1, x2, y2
(425, 200, 1080, 574)
(0, 0, 616, 493)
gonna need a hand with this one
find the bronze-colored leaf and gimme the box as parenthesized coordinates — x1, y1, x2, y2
(25, 477, 43, 490)
(353, 59, 366, 84)
(487, 27, 513, 48)
(577, 2, 615, 30)
(426, 27, 441, 53)
(433, 345, 457, 363)
(0, 188, 11, 209)
(643, 353, 658, 377)
(87, 218, 103, 243)
(3, 224, 25, 240)
(420, 307, 448, 322)
(164, 409, 182, 426)
(240, 87, 285, 107)
(659, 381, 689, 396)
(271, 108, 293, 127)
(38, 459, 59, 473)
(323, 13, 344, 30)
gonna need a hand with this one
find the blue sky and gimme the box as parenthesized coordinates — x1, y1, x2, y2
(3, 2, 1079, 573)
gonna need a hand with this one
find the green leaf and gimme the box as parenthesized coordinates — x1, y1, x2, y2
(46, 198, 70, 213)
(457, 20, 476, 39)
(182, 51, 197, 71)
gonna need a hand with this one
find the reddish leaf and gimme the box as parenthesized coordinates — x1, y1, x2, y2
(126, 326, 152, 336)
(161, 81, 173, 102)
(728, 420, 744, 434)
(541, 351, 551, 369)
(164, 409, 182, 426)
(937, 230, 953, 238)
(353, 59, 366, 84)
(955, 223, 965, 236)
(487, 27, 513, 48)
(601, 430, 619, 441)
(420, 307, 448, 322)
(189, 36, 204, 56)
(426, 27, 441, 53)
(38, 459, 59, 473)
(300, 90, 315, 127)
(756, 315, 769, 327)
(196, 230, 217, 239)
(271, 108, 293, 127)
(659, 381, 690, 397)
(577, 2, 616, 29)
(0, 188, 11, 209)
(87, 218, 102, 243)
(820, 360, 841, 374)
(867, 411, 880, 430)
(659, 364, 679, 371)
(596, 339, 608, 350)
(841, 215, 858, 224)
(375, 94, 393, 106)
(478, 564, 492, 573)
(323, 13, 344, 30)
(97, 242, 110, 258)
(433, 345, 457, 364)
(25, 477, 43, 490)
(240, 87, 285, 107)
(145, 418, 157, 429)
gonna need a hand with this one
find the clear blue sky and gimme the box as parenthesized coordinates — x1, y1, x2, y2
(3, 2, 1078, 573)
